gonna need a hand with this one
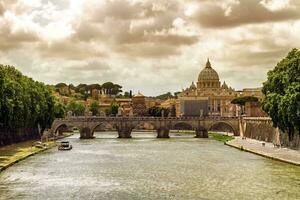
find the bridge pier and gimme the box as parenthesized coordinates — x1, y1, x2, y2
(118, 128, 132, 138)
(157, 128, 170, 138)
(80, 127, 94, 139)
(195, 129, 208, 138)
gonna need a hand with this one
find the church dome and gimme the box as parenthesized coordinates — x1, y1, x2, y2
(198, 59, 219, 81)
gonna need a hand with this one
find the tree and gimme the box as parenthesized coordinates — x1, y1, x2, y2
(102, 82, 122, 96)
(54, 99, 66, 118)
(55, 83, 67, 88)
(105, 102, 119, 116)
(66, 100, 86, 116)
(231, 96, 258, 106)
(124, 91, 130, 98)
(89, 101, 100, 116)
(148, 106, 169, 117)
(231, 96, 258, 115)
(102, 82, 114, 95)
(155, 92, 174, 100)
(0, 65, 56, 145)
(262, 48, 300, 139)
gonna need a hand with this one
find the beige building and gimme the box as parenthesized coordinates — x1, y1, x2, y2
(132, 92, 148, 116)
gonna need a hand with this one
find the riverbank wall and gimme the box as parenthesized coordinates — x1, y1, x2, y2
(0, 127, 40, 146)
(241, 117, 300, 150)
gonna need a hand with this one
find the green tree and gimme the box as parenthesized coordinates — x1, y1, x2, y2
(54, 99, 66, 118)
(124, 91, 130, 98)
(262, 48, 300, 139)
(102, 82, 122, 96)
(148, 106, 169, 117)
(155, 92, 174, 100)
(89, 101, 100, 116)
(66, 100, 86, 116)
(231, 96, 258, 106)
(105, 102, 119, 116)
(231, 96, 258, 115)
(0, 65, 56, 145)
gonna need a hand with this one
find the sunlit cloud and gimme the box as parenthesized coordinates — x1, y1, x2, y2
(0, 0, 300, 95)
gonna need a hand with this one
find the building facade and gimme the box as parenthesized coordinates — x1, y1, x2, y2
(132, 92, 148, 116)
(176, 59, 263, 117)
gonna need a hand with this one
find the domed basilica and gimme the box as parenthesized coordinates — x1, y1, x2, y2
(177, 59, 238, 117)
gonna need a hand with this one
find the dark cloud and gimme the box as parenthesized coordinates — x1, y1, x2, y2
(191, 0, 300, 28)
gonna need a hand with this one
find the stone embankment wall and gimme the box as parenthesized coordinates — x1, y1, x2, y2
(0, 128, 40, 146)
(241, 117, 300, 149)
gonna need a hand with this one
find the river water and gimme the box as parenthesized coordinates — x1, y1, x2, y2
(0, 132, 299, 200)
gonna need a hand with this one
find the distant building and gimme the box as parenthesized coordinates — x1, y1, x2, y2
(132, 92, 148, 116)
(241, 88, 264, 100)
(245, 101, 268, 117)
(145, 98, 162, 109)
(177, 59, 238, 117)
(116, 98, 132, 115)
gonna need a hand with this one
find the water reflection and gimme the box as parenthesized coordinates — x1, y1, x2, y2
(0, 132, 299, 200)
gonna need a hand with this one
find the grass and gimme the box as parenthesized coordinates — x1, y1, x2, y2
(209, 132, 234, 142)
(0, 133, 74, 171)
(0, 140, 56, 170)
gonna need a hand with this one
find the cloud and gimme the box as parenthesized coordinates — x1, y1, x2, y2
(0, 2, 4, 16)
(190, 0, 300, 28)
(0, 20, 39, 51)
(37, 39, 107, 60)
(0, 0, 300, 95)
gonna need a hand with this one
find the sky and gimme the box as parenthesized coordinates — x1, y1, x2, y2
(1, 0, 300, 96)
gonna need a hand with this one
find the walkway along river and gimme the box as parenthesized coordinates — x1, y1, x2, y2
(0, 132, 299, 200)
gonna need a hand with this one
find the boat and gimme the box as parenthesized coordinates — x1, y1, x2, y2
(33, 141, 48, 149)
(58, 141, 72, 150)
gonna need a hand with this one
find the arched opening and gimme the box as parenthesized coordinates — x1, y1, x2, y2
(131, 122, 156, 138)
(209, 122, 236, 136)
(54, 124, 69, 136)
(92, 122, 117, 138)
(173, 122, 193, 130)
(171, 122, 195, 138)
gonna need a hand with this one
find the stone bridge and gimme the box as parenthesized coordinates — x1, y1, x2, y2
(50, 116, 240, 139)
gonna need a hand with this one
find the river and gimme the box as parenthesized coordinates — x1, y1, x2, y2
(0, 132, 299, 200)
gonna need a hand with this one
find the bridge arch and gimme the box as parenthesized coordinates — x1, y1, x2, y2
(172, 122, 194, 130)
(53, 123, 69, 136)
(91, 122, 116, 133)
(132, 121, 156, 130)
(209, 121, 237, 135)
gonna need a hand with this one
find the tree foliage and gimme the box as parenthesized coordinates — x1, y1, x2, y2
(262, 48, 300, 138)
(231, 96, 258, 106)
(105, 102, 119, 116)
(0, 65, 57, 145)
(89, 101, 100, 116)
(154, 92, 175, 100)
(148, 106, 169, 117)
(66, 100, 86, 116)
(53, 81, 123, 99)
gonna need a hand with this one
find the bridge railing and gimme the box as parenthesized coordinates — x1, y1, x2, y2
(54, 116, 239, 122)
